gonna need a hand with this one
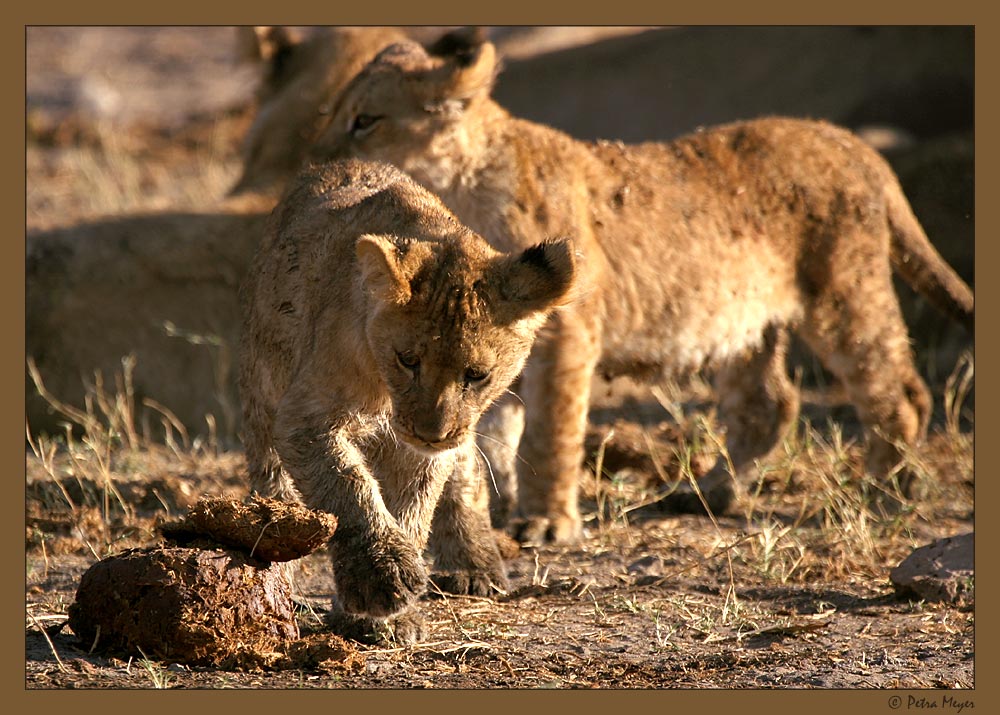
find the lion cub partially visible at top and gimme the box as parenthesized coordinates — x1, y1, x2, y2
(239, 159, 575, 643)
(309, 29, 974, 544)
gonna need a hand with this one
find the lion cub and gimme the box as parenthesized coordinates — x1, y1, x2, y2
(238, 159, 575, 642)
(310, 31, 974, 544)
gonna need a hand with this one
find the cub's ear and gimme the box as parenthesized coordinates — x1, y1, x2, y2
(237, 26, 305, 99)
(426, 27, 498, 103)
(426, 27, 489, 64)
(235, 26, 301, 63)
(496, 239, 577, 321)
(356, 234, 412, 305)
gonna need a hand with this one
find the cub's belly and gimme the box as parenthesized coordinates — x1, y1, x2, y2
(597, 284, 802, 381)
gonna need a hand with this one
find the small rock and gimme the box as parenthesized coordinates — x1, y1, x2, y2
(890, 532, 973, 605)
(627, 554, 666, 576)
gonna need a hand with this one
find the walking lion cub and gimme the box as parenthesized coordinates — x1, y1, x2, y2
(238, 159, 575, 642)
(310, 31, 973, 543)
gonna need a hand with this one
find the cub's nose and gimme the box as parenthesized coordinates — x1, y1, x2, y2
(411, 411, 457, 446)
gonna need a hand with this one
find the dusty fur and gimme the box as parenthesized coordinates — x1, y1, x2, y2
(238, 159, 575, 642)
(307, 33, 973, 542)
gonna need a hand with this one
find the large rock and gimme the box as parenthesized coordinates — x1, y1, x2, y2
(890, 532, 974, 605)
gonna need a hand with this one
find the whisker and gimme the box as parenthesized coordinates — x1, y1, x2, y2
(471, 429, 517, 453)
(503, 389, 526, 408)
(471, 430, 538, 478)
(472, 441, 500, 496)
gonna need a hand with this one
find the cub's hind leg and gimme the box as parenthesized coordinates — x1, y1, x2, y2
(241, 380, 310, 591)
(241, 363, 302, 504)
(715, 325, 801, 475)
(798, 270, 930, 495)
(658, 324, 800, 515)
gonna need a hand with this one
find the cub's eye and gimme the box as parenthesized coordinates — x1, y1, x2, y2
(396, 351, 420, 372)
(464, 367, 490, 385)
(350, 114, 382, 136)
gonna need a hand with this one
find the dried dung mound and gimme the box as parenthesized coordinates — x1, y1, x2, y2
(67, 496, 352, 670)
(161, 495, 338, 562)
(68, 546, 299, 668)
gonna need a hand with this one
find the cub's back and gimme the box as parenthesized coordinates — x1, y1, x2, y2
(581, 117, 901, 371)
(586, 117, 893, 219)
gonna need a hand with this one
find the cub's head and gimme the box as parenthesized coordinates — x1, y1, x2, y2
(309, 28, 499, 179)
(356, 230, 573, 454)
(231, 26, 409, 195)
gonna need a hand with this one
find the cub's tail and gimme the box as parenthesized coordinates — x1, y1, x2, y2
(886, 185, 974, 335)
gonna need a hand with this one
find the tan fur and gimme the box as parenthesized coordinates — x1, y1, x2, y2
(238, 159, 575, 642)
(310, 33, 974, 542)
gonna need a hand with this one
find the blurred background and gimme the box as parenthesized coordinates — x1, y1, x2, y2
(25, 25, 973, 275)
(25, 26, 974, 440)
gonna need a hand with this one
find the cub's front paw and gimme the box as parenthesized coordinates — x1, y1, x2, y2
(429, 528, 512, 597)
(331, 529, 428, 618)
(430, 564, 509, 598)
(380, 609, 427, 645)
(327, 607, 427, 645)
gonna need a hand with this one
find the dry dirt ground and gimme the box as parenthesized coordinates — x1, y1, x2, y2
(25, 27, 974, 690)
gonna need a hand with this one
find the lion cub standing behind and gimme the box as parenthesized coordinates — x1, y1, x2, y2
(312, 31, 974, 544)
(239, 159, 575, 642)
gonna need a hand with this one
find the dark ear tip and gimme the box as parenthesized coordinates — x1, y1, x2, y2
(528, 238, 575, 272)
(518, 239, 577, 295)
(427, 26, 488, 66)
(497, 238, 577, 316)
